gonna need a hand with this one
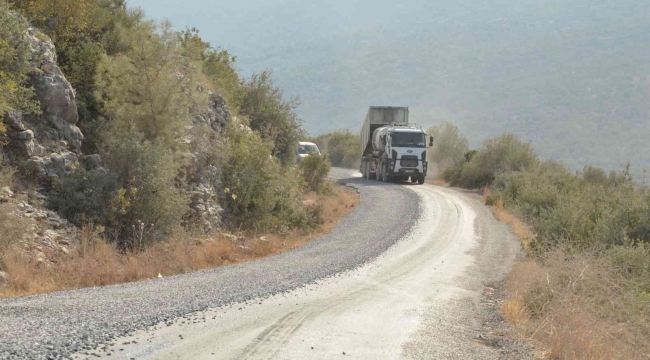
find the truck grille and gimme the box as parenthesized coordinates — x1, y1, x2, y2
(400, 156, 419, 167)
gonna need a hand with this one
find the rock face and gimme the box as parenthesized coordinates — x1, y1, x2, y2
(2, 16, 232, 235)
(24, 23, 83, 151)
(179, 92, 233, 233)
(195, 93, 232, 133)
(2, 20, 83, 182)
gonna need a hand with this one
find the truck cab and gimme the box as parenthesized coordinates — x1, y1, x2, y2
(383, 127, 428, 181)
(367, 126, 429, 184)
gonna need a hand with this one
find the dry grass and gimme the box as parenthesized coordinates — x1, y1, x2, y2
(503, 254, 650, 360)
(492, 199, 650, 359)
(0, 202, 34, 254)
(0, 185, 359, 298)
(483, 187, 534, 250)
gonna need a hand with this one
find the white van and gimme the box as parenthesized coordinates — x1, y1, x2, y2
(296, 141, 321, 163)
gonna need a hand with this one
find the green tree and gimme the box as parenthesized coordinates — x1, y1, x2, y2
(0, 0, 40, 126)
(96, 19, 208, 148)
(238, 70, 303, 162)
(177, 27, 241, 105)
(313, 130, 360, 168)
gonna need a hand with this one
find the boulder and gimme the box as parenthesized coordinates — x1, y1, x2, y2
(26, 152, 79, 182)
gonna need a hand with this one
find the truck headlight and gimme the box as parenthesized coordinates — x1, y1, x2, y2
(423, 161, 428, 172)
(390, 160, 395, 170)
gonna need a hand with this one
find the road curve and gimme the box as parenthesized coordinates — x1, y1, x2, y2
(0, 168, 521, 359)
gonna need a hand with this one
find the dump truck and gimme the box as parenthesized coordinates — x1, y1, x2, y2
(359, 106, 431, 184)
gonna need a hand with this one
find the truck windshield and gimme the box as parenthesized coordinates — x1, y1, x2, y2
(391, 132, 426, 148)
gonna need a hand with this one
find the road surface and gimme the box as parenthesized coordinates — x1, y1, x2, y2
(0, 168, 521, 359)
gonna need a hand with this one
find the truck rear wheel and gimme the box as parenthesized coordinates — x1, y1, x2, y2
(361, 161, 367, 179)
(368, 161, 376, 180)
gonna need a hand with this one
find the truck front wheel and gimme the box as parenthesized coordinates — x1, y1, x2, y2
(417, 176, 425, 185)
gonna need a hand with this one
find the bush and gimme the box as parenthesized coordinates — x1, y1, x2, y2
(0, 0, 40, 118)
(101, 130, 187, 246)
(446, 134, 538, 188)
(221, 124, 320, 233)
(312, 130, 360, 168)
(299, 154, 331, 193)
(47, 170, 120, 226)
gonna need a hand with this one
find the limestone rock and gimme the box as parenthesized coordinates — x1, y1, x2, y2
(0, 187, 14, 199)
(3, 19, 84, 162)
(194, 93, 232, 133)
(26, 152, 79, 182)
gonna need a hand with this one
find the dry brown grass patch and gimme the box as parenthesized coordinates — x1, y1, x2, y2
(489, 197, 534, 250)
(502, 252, 650, 360)
(0, 202, 34, 253)
(0, 185, 359, 298)
(487, 197, 650, 359)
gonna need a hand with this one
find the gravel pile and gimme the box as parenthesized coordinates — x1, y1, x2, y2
(0, 174, 419, 359)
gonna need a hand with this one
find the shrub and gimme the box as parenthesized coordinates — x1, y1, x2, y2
(0, 0, 40, 118)
(101, 130, 187, 246)
(47, 170, 120, 226)
(221, 124, 320, 233)
(312, 130, 360, 168)
(467, 134, 538, 187)
(299, 154, 331, 193)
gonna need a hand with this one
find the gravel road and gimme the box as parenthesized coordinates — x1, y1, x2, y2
(0, 168, 522, 359)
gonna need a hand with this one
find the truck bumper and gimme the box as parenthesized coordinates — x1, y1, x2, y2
(389, 160, 427, 177)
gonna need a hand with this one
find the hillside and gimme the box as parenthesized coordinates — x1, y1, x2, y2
(131, 0, 650, 173)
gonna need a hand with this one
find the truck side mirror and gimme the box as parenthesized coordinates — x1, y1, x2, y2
(429, 136, 434, 147)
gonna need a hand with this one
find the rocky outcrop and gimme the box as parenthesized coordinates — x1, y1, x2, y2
(2, 20, 83, 182)
(178, 92, 232, 232)
(194, 93, 232, 132)
(24, 23, 83, 151)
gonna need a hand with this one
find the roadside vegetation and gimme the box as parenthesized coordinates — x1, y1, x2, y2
(0, 187, 357, 298)
(0, 0, 357, 297)
(429, 123, 650, 359)
(311, 130, 360, 169)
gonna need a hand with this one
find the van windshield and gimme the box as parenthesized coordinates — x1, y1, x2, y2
(298, 145, 319, 154)
(391, 132, 426, 148)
